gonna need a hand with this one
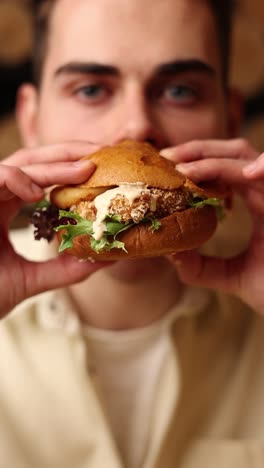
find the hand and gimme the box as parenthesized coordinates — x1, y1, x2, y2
(0, 142, 109, 319)
(161, 139, 264, 313)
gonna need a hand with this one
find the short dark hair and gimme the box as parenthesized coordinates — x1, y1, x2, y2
(210, 0, 237, 85)
(32, 0, 237, 87)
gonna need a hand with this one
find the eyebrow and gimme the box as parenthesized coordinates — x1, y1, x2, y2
(155, 59, 216, 77)
(54, 62, 119, 78)
(54, 59, 216, 80)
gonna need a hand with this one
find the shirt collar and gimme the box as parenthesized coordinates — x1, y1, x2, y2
(36, 289, 81, 335)
(35, 285, 212, 336)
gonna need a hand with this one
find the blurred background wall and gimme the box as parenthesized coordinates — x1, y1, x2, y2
(0, 0, 263, 159)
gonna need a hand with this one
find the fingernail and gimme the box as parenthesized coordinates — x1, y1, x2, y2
(243, 162, 257, 175)
(176, 163, 189, 173)
(160, 149, 173, 157)
(31, 183, 43, 196)
(73, 159, 95, 168)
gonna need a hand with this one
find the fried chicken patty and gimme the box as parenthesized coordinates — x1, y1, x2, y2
(71, 187, 193, 224)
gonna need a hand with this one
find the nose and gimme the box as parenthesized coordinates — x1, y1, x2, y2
(113, 87, 166, 149)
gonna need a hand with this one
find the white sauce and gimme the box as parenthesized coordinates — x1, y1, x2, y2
(93, 183, 147, 240)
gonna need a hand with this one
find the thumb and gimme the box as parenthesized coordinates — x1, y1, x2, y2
(169, 250, 242, 295)
(22, 254, 109, 299)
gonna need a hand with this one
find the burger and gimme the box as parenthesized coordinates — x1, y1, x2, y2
(31, 140, 226, 261)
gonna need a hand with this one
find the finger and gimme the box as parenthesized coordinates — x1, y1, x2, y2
(161, 139, 258, 164)
(0, 165, 44, 203)
(22, 159, 96, 188)
(3, 141, 101, 167)
(168, 250, 243, 296)
(0, 160, 96, 203)
(22, 255, 113, 299)
(175, 158, 248, 185)
(243, 153, 264, 178)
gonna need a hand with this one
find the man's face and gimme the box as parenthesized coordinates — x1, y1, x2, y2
(30, 0, 230, 148)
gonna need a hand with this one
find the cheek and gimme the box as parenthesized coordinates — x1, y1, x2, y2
(160, 107, 228, 145)
(36, 99, 114, 145)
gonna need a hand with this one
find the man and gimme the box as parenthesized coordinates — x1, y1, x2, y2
(1, 0, 264, 467)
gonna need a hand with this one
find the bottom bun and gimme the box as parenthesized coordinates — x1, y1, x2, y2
(57, 206, 217, 261)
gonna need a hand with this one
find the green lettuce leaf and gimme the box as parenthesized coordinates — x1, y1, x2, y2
(90, 237, 127, 253)
(52, 194, 224, 255)
(188, 197, 224, 220)
(54, 210, 94, 253)
(104, 216, 134, 237)
(142, 216, 162, 232)
(89, 215, 133, 253)
(35, 198, 51, 209)
(188, 197, 221, 208)
(54, 212, 133, 254)
(54, 211, 162, 254)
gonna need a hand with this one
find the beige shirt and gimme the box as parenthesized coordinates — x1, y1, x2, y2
(83, 307, 176, 468)
(2, 202, 264, 468)
(1, 272, 263, 468)
(82, 287, 208, 468)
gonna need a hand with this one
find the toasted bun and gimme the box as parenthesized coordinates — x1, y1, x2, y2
(57, 205, 217, 261)
(51, 140, 227, 208)
(51, 140, 187, 209)
(51, 140, 226, 261)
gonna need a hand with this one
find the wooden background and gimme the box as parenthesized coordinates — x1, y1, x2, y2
(0, 0, 263, 158)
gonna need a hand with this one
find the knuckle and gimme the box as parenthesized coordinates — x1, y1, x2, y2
(7, 165, 22, 178)
(0, 165, 25, 185)
(3, 148, 29, 166)
(192, 139, 207, 154)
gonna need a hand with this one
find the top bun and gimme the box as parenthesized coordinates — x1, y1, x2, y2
(80, 140, 186, 189)
(51, 141, 186, 208)
(51, 140, 228, 209)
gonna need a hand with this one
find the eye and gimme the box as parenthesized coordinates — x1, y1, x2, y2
(74, 84, 108, 103)
(161, 84, 197, 104)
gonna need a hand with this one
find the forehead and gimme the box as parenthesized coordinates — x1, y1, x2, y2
(47, 0, 220, 75)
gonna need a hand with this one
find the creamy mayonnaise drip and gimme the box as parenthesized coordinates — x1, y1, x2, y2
(92, 183, 148, 240)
